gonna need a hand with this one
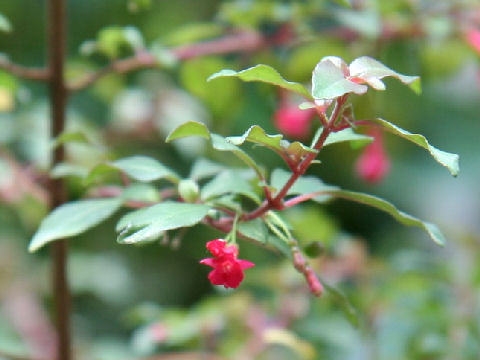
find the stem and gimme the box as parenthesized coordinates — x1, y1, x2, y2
(0, 57, 49, 81)
(47, 0, 71, 359)
(67, 29, 290, 92)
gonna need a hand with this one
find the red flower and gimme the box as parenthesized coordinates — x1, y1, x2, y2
(274, 105, 315, 139)
(466, 28, 480, 54)
(355, 129, 390, 183)
(200, 239, 254, 289)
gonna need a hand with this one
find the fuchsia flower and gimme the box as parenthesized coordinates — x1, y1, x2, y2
(355, 129, 390, 183)
(466, 28, 480, 54)
(200, 239, 255, 288)
(273, 105, 315, 139)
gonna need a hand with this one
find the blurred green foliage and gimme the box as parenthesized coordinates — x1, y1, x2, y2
(1, 0, 480, 359)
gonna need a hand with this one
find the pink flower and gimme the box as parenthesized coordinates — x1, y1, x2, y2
(355, 129, 390, 183)
(274, 105, 315, 139)
(200, 239, 255, 289)
(466, 28, 480, 54)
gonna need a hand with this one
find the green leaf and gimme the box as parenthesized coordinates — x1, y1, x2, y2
(370, 118, 459, 176)
(52, 131, 90, 148)
(349, 56, 421, 94)
(110, 156, 180, 183)
(50, 163, 88, 179)
(324, 189, 446, 245)
(84, 163, 118, 184)
(116, 202, 211, 244)
(167, 121, 263, 178)
(330, 0, 352, 7)
(208, 64, 313, 100)
(322, 280, 359, 327)
(0, 13, 12, 32)
(29, 198, 122, 252)
(271, 168, 337, 203)
(163, 23, 223, 46)
(315, 127, 373, 148)
(238, 218, 291, 257)
(166, 121, 210, 142)
(189, 158, 226, 180)
(312, 59, 367, 100)
(122, 183, 161, 203)
(227, 125, 317, 160)
(201, 170, 260, 203)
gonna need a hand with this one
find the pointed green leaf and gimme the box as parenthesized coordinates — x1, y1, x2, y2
(208, 64, 313, 99)
(189, 158, 226, 180)
(370, 118, 459, 176)
(227, 125, 317, 159)
(122, 183, 161, 203)
(321, 280, 359, 327)
(314, 127, 373, 148)
(116, 202, 211, 244)
(29, 198, 122, 252)
(324, 189, 446, 245)
(349, 56, 421, 94)
(50, 163, 89, 179)
(167, 121, 263, 178)
(312, 60, 367, 100)
(165, 121, 210, 142)
(238, 218, 292, 257)
(110, 156, 180, 183)
(201, 170, 260, 203)
(52, 131, 90, 148)
(271, 168, 337, 203)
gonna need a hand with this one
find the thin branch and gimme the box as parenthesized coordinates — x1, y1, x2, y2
(0, 57, 49, 81)
(67, 28, 290, 92)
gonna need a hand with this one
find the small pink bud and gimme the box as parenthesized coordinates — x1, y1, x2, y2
(274, 105, 315, 139)
(466, 28, 480, 54)
(305, 268, 323, 297)
(355, 129, 390, 183)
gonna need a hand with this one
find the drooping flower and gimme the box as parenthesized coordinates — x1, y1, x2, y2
(200, 239, 254, 289)
(274, 105, 315, 139)
(466, 28, 480, 54)
(355, 129, 390, 183)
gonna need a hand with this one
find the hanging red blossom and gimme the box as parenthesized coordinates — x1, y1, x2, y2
(200, 239, 255, 289)
(355, 128, 391, 183)
(466, 28, 480, 54)
(273, 105, 315, 139)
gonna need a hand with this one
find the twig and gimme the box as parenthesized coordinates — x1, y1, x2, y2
(0, 57, 49, 81)
(67, 28, 289, 92)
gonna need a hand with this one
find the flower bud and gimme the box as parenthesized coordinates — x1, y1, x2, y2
(178, 179, 199, 202)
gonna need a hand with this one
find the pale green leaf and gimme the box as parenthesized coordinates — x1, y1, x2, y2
(271, 168, 337, 203)
(201, 170, 260, 203)
(317, 127, 373, 147)
(52, 131, 90, 148)
(189, 158, 226, 180)
(370, 118, 459, 176)
(324, 189, 446, 245)
(312, 59, 367, 100)
(29, 198, 122, 252)
(238, 218, 291, 257)
(208, 64, 313, 99)
(0, 14, 12, 32)
(110, 156, 180, 183)
(349, 56, 421, 94)
(166, 121, 210, 142)
(116, 202, 211, 244)
(122, 183, 161, 203)
(167, 121, 263, 178)
(227, 125, 317, 159)
(50, 163, 89, 179)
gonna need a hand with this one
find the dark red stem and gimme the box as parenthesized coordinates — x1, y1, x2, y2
(47, 0, 71, 359)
